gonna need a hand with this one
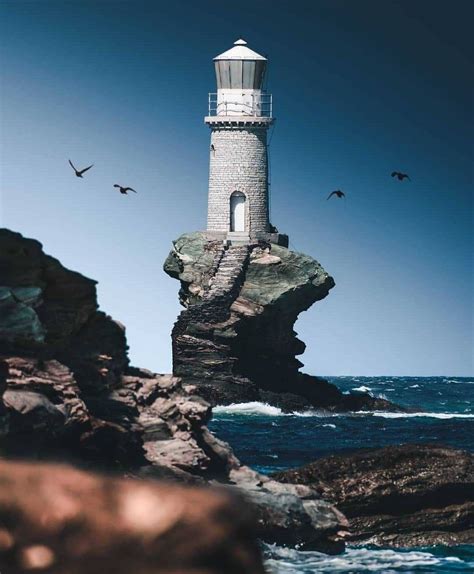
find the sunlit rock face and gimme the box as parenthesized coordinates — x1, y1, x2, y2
(165, 232, 401, 413)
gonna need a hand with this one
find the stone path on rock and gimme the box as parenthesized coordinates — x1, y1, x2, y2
(171, 243, 252, 394)
(203, 245, 250, 300)
(172, 244, 251, 339)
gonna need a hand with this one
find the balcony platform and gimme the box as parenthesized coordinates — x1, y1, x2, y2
(204, 115, 274, 127)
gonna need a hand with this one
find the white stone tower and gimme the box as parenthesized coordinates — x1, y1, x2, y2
(205, 39, 277, 245)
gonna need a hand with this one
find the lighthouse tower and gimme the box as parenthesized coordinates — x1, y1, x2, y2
(205, 39, 283, 245)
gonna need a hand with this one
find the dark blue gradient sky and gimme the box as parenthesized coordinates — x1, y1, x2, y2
(1, 0, 472, 375)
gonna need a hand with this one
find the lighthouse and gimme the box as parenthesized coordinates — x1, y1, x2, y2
(205, 39, 286, 246)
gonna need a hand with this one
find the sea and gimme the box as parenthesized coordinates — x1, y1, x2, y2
(209, 376, 474, 573)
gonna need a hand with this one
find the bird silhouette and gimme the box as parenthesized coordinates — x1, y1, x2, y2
(114, 184, 137, 195)
(210, 144, 216, 153)
(68, 159, 94, 178)
(391, 171, 410, 181)
(327, 190, 345, 200)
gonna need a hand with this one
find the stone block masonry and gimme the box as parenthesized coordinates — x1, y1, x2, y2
(207, 127, 269, 235)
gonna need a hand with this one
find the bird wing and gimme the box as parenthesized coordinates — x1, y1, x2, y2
(69, 159, 77, 172)
(404, 174, 411, 180)
(126, 188, 137, 193)
(79, 164, 94, 174)
(113, 184, 120, 188)
(391, 172, 398, 177)
(327, 191, 336, 200)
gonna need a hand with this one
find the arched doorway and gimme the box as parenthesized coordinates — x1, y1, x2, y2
(230, 191, 246, 232)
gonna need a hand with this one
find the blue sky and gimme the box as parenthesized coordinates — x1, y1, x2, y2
(1, 0, 472, 376)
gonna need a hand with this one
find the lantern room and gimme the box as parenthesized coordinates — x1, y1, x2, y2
(210, 39, 271, 117)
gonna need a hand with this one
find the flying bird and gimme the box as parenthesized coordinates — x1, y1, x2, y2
(391, 171, 410, 181)
(68, 159, 94, 178)
(114, 184, 137, 195)
(327, 190, 345, 200)
(210, 144, 216, 153)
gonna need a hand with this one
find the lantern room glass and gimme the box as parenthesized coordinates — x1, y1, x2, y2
(215, 60, 266, 89)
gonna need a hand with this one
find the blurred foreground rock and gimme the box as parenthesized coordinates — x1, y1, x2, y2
(0, 459, 264, 574)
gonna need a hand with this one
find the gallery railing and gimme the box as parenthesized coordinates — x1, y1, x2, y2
(208, 92, 272, 117)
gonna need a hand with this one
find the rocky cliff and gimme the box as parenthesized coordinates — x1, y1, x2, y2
(0, 229, 347, 554)
(165, 232, 401, 412)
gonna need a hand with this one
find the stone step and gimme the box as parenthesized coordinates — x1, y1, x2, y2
(200, 244, 250, 300)
(213, 276, 238, 282)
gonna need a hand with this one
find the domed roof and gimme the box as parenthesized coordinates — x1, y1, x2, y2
(213, 38, 267, 61)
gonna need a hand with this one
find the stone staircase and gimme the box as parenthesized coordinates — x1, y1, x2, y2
(203, 245, 250, 300)
(172, 245, 251, 387)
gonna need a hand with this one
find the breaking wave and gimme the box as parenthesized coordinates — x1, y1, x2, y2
(213, 402, 284, 416)
(363, 411, 474, 420)
(352, 385, 373, 393)
(213, 403, 474, 420)
(263, 544, 474, 573)
(212, 402, 331, 418)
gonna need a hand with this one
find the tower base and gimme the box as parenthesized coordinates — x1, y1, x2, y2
(203, 230, 289, 248)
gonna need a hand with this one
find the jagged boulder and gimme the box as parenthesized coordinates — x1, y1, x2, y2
(165, 232, 402, 412)
(272, 444, 474, 547)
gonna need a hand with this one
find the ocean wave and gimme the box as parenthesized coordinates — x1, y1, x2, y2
(213, 403, 474, 420)
(213, 402, 284, 416)
(352, 385, 372, 393)
(212, 402, 334, 418)
(263, 544, 471, 573)
(446, 379, 474, 384)
(361, 411, 474, 420)
(351, 386, 390, 401)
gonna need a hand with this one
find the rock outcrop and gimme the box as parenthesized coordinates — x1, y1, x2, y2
(0, 459, 264, 574)
(165, 232, 402, 412)
(0, 229, 348, 553)
(272, 444, 474, 547)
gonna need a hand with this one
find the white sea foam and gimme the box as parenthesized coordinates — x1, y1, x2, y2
(213, 402, 284, 416)
(352, 385, 372, 393)
(360, 411, 474, 420)
(213, 402, 474, 420)
(409, 384, 420, 388)
(322, 423, 337, 429)
(293, 410, 322, 418)
(213, 402, 334, 418)
(263, 544, 469, 573)
(351, 385, 391, 401)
